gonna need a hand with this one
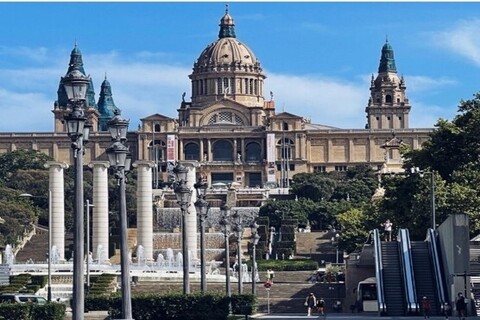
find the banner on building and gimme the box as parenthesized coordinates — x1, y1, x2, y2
(167, 134, 176, 162)
(266, 133, 276, 183)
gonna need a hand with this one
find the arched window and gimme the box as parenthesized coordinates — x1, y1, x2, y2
(184, 143, 200, 161)
(154, 124, 161, 132)
(213, 140, 233, 161)
(277, 138, 294, 160)
(386, 95, 392, 103)
(245, 142, 261, 162)
(149, 140, 166, 162)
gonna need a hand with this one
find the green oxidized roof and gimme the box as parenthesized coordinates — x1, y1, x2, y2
(218, 4, 236, 39)
(97, 76, 120, 131)
(378, 40, 397, 73)
(57, 43, 96, 109)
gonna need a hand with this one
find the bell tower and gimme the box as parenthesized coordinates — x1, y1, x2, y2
(366, 40, 411, 129)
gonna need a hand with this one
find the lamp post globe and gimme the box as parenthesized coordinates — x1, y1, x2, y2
(62, 68, 90, 320)
(173, 163, 192, 295)
(194, 178, 209, 293)
(106, 110, 133, 320)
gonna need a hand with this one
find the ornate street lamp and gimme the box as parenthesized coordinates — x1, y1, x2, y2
(250, 222, 260, 295)
(106, 110, 133, 320)
(231, 210, 244, 294)
(220, 203, 232, 313)
(173, 163, 192, 294)
(63, 69, 90, 320)
(194, 177, 209, 293)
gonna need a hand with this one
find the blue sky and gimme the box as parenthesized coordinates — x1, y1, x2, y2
(1, 2, 480, 132)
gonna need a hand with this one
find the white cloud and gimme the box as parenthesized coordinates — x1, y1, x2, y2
(0, 46, 50, 63)
(0, 46, 456, 132)
(0, 88, 53, 132)
(431, 18, 480, 66)
(264, 72, 368, 128)
(406, 75, 456, 93)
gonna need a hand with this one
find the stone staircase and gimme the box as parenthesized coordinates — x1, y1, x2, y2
(15, 227, 48, 263)
(109, 228, 137, 264)
(295, 231, 339, 263)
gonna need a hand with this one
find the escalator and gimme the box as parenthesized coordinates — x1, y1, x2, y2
(381, 241, 406, 316)
(411, 241, 440, 315)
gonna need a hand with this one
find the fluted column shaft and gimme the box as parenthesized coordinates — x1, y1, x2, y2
(133, 161, 156, 261)
(88, 161, 110, 262)
(45, 161, 69, 260)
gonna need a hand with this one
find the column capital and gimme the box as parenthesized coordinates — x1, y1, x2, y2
(44, 161, 69, 170)
(88, 161, 110, 169)
(132, 160, 156, 169)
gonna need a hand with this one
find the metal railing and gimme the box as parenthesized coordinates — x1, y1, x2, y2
(426, 228, 447, 311)
(398, 228, 418, 314)
(373, 229, 387, 315)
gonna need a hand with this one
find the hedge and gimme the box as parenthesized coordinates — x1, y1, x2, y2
(85, 293, 256, 320)
(0, 302, 65, 320)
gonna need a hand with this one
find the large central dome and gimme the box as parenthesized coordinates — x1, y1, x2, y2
(189, 7, 266, 108)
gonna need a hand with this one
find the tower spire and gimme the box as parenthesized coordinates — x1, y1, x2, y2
(218, 5, 236, 39)
(378, 39, 397, 73)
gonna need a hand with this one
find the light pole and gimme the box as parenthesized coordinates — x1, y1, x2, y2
(194, 177, 209, 293)
(220, 203, 232, 314)
(19, 191, 52, 301)
(63, 68, 90, 320)
(231, 210, 243, 294)
(411, 167, 436, 230)
(85, 199, 95, 292)
(331, 233, 340, 264)
(250, 222, 260, 295)
(106, 110, 133, 320)
(173, 163, 192, 295)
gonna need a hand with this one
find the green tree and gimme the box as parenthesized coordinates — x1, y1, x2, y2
(0, 150, 52, 184)
(402, 92, 480, 235)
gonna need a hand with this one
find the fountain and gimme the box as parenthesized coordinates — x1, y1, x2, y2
(166, 248, 174, 268)
(4, 244, 14, 265)
(136, 245, 145, 266)
(50, 245, 60, 264)
(96, 244, 108, 264)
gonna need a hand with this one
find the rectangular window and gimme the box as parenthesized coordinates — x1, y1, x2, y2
(217, 78, 222, 94)
(335, 165, 348, 172)
(289, 164, 295, 171)
(313, 166, 326, 173)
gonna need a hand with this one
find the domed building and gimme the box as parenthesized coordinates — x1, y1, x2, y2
(0, 7, 431, 192)
(134, 8, 429, 192)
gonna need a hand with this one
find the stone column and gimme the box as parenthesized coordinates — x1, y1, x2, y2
(88, 161, 110, 262)
(132, 161, 156, 261)
(45, 161, 69, 260)
(183, 161, 199, 259)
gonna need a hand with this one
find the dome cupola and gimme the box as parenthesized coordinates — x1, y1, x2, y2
(189, 5, 266, 108)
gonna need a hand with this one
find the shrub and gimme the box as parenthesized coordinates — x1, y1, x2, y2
(256, 259, 318, 271)
(0, 302, 65, 320)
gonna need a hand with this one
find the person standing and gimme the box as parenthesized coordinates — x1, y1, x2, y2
(382, 219, 393, 241)
(317, 297, 326, 316)
(455, 292, 466, 320)
(304, 292, 317, 316)
(443, 302, 451, 319)
(421, 296, 431, 319)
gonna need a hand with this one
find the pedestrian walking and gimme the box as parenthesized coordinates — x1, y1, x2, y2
(443, 302, 451, 319)
(317, 297, 326, 315)
(381, 219, 393, 241)
(421, 296, 431, 319)
(455, 292, 466, 320)
(304, 292, 316, 316)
